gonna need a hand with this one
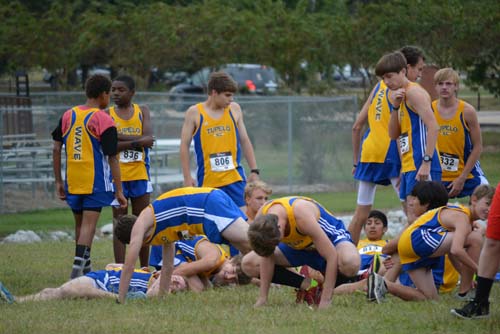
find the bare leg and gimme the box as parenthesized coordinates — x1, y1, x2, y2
(78, 210, 101, 246)
(16, 277, 114, 302)
(383, 253, 402, 282)
(349, 204, 372, 246)
(334, 279, 366, 295)
(457, 229, 483, 293)
(221, 217, 250, 254)
(478, 238, 500, 278)
(407, 267, 439, 300)
(336, 241, 361, 277)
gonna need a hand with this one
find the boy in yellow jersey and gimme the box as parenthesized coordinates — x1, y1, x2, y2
(350, 46, 425, 245)
(244, 180, 272, 224)
(150, 235, 251, 291)
(432, 68, 488, 198)
(179, 72, 260, 211)
(108, 75, 155, 268)
(52, 74, 127, 279)
(0, 264, 188, 304)
(113, 187, 251, 304)
(242, 196, 360, 310)
(383, 52, 442, 210)
(368, 181, 493, 303)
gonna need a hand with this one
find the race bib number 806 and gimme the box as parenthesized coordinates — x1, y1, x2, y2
(209, 152, 235, 172)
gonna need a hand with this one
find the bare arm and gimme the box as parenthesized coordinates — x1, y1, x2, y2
(118, 207, 154, 303)
(108, 154, 127, 208)
(115, 105, 154, 151)
(448, 103, 482, 197)
(387, 88, 406, 140)
(294, 200, 337, 309)
(255, 254, 274, 307)
(52, 140, 65, 200)
(351, 87, 373, 173)
(443, 210, 478, 272)
(232, 103, 259, 182)
(172, 241, 222, 277)
(180, 105, 198, 186)
(407, 88, 439, 181)
(158, 242, 175, 297)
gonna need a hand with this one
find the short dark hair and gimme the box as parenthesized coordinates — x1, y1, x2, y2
(410, 181, 448, 210)
(399, 45, 426, 67)
(248, 214, 281, 257)
(230, 254, 252, 285)
(113, 75, 136, 91)
(85, 74, 111, 99)
(208, 72, 238, 94)
(368, 210, 388, 228)
(114, 214, 137, 244)
(375, 51, 407, 77)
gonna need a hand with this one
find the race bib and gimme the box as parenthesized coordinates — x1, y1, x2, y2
(440, 152, 459, 172)
(120, 149, 143, 163)
(399, 133, 409, 155)
(209, 152, 235, 172)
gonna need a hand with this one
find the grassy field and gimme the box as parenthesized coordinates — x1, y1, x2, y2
(0, 134, 499, 333)
(1, 240, 499, 334)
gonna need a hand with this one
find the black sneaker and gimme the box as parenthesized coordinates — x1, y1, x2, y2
(451, 301, 490, 319)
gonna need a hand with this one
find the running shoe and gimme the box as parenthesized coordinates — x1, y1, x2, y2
(0, 281, 15, 304)
(451, 301, 490, 319)
(367, 272, 387, 303)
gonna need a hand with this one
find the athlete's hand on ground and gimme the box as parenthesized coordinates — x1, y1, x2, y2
(318, 299, 332, 310)
(253, 297, 267, 308)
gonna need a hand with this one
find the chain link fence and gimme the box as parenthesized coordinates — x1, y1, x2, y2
(1, 92, 357, 213)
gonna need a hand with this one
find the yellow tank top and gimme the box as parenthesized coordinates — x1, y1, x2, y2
(433, 100, 472, 181)
(360, 81, 393, 163)
(261, 197, 315, 250)
(63, 106, 100, 194)
(193, 103, 243, 187)
(109, 104, 149, 181)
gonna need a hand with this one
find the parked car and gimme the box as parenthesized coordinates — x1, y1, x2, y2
(170, 64, 279, 95)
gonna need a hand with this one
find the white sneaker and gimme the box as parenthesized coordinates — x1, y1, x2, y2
(372, 273, 387, 304)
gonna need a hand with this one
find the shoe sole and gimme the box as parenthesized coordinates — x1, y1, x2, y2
(367, 274, 376, 302)
(373, 274, 386, 304)
(0, 283, 14, 304)
(450, 309, 490, 320)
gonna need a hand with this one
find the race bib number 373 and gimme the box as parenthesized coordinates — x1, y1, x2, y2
(209, 152, 235, 172)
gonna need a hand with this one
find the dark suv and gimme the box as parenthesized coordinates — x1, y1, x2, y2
(169, 64, 279, 95)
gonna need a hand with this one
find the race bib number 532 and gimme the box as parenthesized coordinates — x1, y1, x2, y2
(209, 152, 235, 172)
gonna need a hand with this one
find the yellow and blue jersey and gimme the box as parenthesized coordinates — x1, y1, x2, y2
(355, 81, 401, 185)
(85, 267, 153, 294)
(192, 103, 244, 188)
(109, 104, 150, 182)
(433, 99, 485, 182)
(174, 235, 228, 277)
(398, 205, 471, 265)
(261, 196, 351, 250)
(145, 187, 245, 246)
(398, 83, 441, 173)
(357, 238, 388, 270)
(62, 106, 115, 194)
